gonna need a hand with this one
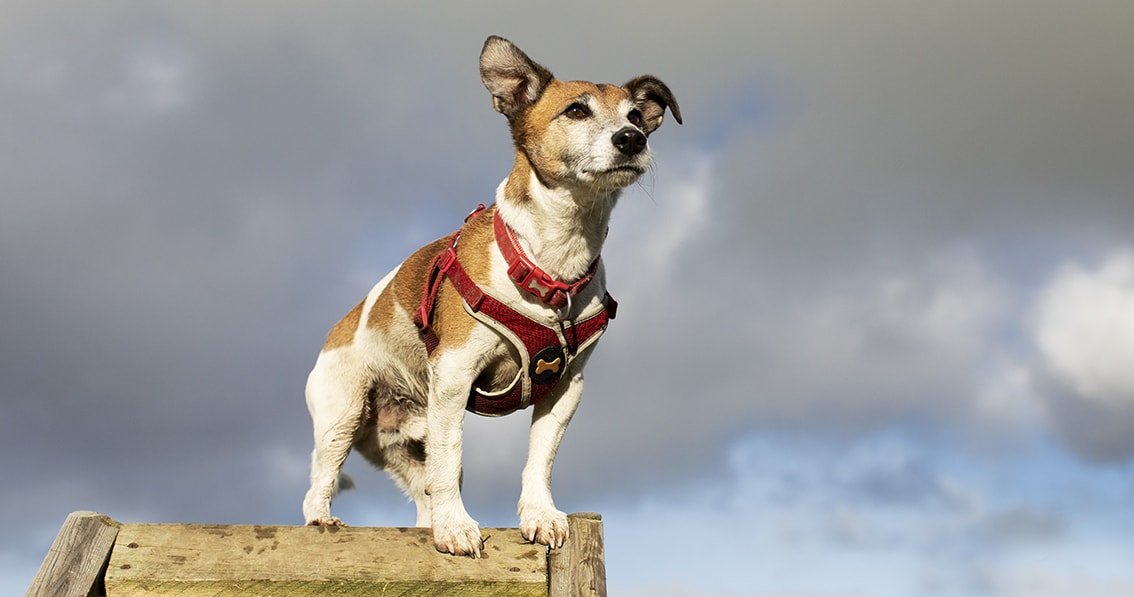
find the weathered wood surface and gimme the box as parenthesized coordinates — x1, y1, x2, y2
(549, 512, 606, 597)
(26, 511, 121, 597)
(104, 523, 548, 596)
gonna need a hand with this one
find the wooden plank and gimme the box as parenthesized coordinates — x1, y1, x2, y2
(548, 513, 606, 597)
(27, 511, 121, 597)
(105, 524, 548, 596)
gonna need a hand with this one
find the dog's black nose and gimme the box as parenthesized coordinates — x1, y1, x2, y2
(612, 127, 647, 156)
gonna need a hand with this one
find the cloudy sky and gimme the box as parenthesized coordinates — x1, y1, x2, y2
(4, 2, 1134, 595)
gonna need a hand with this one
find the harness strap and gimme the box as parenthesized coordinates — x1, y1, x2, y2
(413, 205, 488, 353)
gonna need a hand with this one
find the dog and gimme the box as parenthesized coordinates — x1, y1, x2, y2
(302, 35, 680, 557)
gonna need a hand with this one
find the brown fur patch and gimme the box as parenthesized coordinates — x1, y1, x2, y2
(323, 300, 363, 351)
(455, 205, 496, 283)
(504, 153, 535, 203)
(365, 236, 450, 333)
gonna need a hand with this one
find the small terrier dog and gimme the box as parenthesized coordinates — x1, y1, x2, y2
(303, 35, 680, 557)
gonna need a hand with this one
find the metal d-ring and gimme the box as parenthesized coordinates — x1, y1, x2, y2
(556, 292, 573, 322)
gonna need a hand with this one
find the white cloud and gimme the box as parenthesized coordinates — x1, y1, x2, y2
(1028, 250, 1134, 460)
(635, 153, 713, 277)
(739, 248, 1014, 426)
(1033, 252, 1134, 409)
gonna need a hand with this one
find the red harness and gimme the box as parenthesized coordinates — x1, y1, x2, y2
(413, 205, 617, 416)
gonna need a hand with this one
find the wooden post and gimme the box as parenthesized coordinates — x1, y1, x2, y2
(549, 512, 607, 597)
(26, 511, 120, 597)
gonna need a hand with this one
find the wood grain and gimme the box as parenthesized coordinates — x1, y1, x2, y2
(26, 511, 120, 597)
(104, 524, 548, 596)
(549, 513, 606, 597)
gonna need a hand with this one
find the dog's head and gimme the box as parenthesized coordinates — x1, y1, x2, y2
(480, 35, 682, 193)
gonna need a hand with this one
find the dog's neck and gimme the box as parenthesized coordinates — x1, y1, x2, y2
(495, 156, 617, 283)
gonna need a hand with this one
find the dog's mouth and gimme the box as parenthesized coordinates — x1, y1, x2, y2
(577, 160, 648, 188)
(596, 164, 646, 177)
(584, 165, 646, 189)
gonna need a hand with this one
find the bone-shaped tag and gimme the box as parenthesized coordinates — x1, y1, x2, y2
(527, 279, 551, 298)
(530, 346, 566, 385)
(534, 357, 561, 376)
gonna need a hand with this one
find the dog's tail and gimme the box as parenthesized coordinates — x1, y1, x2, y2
(334, 473, 356, 494)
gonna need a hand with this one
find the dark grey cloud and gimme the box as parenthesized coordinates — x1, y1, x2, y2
(710, 3, 1134, 273)
(1033, 370, 1134, 462)
(548, 1, 1134, 495)
(0, 4, 496, 577)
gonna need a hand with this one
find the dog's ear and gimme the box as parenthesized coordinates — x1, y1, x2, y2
(480, 36, 555, 119)
(624, 76, 683, 135)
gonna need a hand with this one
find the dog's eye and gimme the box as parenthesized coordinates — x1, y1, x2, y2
(627, 109, 644, 128)
(564, 103, 591, 120)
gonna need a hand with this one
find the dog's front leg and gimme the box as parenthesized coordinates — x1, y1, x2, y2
(426, 359, 483, 557)
(518, 370, 585, 549)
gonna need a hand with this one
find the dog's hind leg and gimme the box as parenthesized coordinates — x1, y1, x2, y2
(378, 436, 432, 527)
(302, 352, 366, 526)
(353, 401, 433, 527)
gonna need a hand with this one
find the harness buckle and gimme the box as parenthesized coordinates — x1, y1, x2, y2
(414, 303, 430, 331)
(437, 244, 458, 273)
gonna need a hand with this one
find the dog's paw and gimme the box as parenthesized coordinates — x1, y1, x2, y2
(519, 506, 569, 549)
(433, 515, 484, 557)
(307, 517, 348, 527)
